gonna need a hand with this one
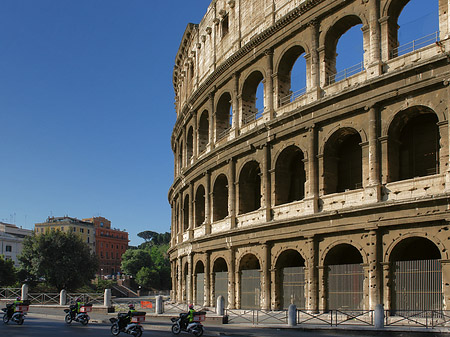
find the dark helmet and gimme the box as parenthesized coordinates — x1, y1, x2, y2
(16, 297, 21, 301)
(128, 304, 135, 309)
(189, 304, 194, 310)
(76, 298, 81, 302)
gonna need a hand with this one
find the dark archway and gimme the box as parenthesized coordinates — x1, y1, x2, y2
(198, 110, 209, 154)
(275, 146, 306, 205)
(242, 71, 264, 124)
(213, 258, 228, 308)
(277, 46, 307, 106)
(239, 254, 261, 309)
(194, 261, 205, 306)
(216, 92, 232, 140)
(213, 174, 228, 222)
(275, 250, 306, 309)
(195, 185, 205, 227)
(239, 161, 261, 214)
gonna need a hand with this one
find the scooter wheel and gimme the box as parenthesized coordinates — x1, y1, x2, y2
(18, 317, 24, 325)
(111, 323, 120, 336)
(65, 314, 72, 324)
(171, 323, 181, 335)
(2, 315, 9, 324)
(193, 326, 204, 337)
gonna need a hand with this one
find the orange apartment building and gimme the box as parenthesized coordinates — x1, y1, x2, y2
(84, 217, 129, 277)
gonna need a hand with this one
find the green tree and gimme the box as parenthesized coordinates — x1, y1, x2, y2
(120, 248, 153, 277)
(136, 267, 160, 289)
(19, 231, 98, 291)
(0, 256, 16, 286)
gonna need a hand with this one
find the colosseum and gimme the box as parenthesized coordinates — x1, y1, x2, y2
(168, 0, 450, 313)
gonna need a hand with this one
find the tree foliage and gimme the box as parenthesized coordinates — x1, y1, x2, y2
(121, 232, 171, 290)
(0, 256, 16, 286)
(19, 231, 98, 291)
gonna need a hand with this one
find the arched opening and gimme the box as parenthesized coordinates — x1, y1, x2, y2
(388, 0, 439, 59)
(213, 257, 228, 308)
(275, 146, 306, 205)
(186, 127, 194, 162)
(183, 195, 190, 232)
(183, 262, 189, 302)
(195, 185, 205, 227)
(194, 261, 205, 306)
(240, 254, 261, 309)
(198, 110, 209, 154)
(390, 237, 442, 314)
(324, 16, 364, 85)
(178, 140, 184, 169)
(388, 108, 439, 182)
(324, 244, 364, 310)
(323, 129, 362, 194)
(216, 92, 232, 140)
(242, 71, 264, 124)
(278, 46, 307, 106)
(212, 174, 228, 222)
(275, 250, 306, 309)
(239, 161, 261, 214)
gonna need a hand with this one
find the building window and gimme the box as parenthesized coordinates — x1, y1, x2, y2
(73, 227, 76, 232)
(106, 252, 109, 259)
(5, 245, 12, 252)
(88, 230, 90, 234)
(80, 228, 84, 233)
(101, 242, 103, 248)
(61, 227, 64, 231)
(41, 228, 44, 233)
(100, 222, 104, 227)
(87, 237, 90, 243)
(221, 14, 229, 38)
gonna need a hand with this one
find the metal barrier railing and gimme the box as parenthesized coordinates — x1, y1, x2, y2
(163, 301, 188, 313)
(28, 293, 60, 305)
(390, 31, 440, 59)
(279, 86, 307, 106)
(0, 288, 21, 299)
(243, 108, 264, 125)
(334, 309, 373, 326)
(296, 309, 333, 326)
(327, 61, 364, 86)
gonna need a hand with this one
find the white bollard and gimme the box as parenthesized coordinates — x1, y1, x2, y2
(21, 284, 29, 301)
(216, 295, 225, 316)
(288, 304, 297, 326)
(374, 303, 384, 329)
(104, 289, 112, 307)
(155, 295, 163, 314)
(60, 289, 67, 306)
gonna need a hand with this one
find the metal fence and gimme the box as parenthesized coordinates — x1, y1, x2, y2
(241, 269, 261, 309)
(0, 288, 21, 300)
(390, 31, 440, 59)
(195, 273, 204, 306)
(328, 263, 364, 310)
(327, 62, 364, 86)
(214, 271, 228, 308)
(282, 266, 305, 309)
(279, 86, 307, 106)
(225, 309, 288, 325)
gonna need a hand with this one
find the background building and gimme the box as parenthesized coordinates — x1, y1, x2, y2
(83, 216, 129, 277)
(168, 0, 450, 314)
(35, 216, 95, 252)
(0, 222, 33, 267)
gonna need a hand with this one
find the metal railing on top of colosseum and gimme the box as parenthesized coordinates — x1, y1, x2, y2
(243, 108, 264, 125)
(279, 86, 307, 106)
(327, 61, 365, 86)
(216, 127, 231, 141)
(390, 31, 440, 59)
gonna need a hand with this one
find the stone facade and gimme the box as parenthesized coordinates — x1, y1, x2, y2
(169, 0, 450, 312)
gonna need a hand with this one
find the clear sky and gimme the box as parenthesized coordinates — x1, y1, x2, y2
(0, 1, 211, 246)
(0, 0, 438, 246)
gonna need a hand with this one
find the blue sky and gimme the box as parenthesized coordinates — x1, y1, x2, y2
(0, 1, 210, 245)
(0, 0, 438, 246)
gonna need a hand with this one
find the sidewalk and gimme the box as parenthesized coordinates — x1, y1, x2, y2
(23, 306, 450, 335)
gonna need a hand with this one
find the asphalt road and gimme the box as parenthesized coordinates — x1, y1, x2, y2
(2, 316, 449, 337)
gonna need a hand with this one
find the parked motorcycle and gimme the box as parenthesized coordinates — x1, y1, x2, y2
(1, 301, 29, 325)
(64, 303, 92, 325)
(109, 311, 145, 337)
(171, 312, 205, 337)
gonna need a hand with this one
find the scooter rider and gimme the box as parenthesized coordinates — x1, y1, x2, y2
(185, 304, 196, 331)
(119, 304, 136, 330)
(70, 297, 83, 318)
(6, 297, 22, 319)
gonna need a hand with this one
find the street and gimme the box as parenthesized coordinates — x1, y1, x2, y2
(1, 316, 449, 337)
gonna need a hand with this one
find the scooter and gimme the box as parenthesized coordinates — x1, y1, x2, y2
(110, 313, 144, 337)
(64, 304, 91, 325)
(171, 313, 204, 337)
(1, 305, 26, 325)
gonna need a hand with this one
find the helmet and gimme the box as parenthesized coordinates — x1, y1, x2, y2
(76, 298, 81, 302)
(128, 304, 135, 309)
(16, 297, 21, 301)
(189, 304, 194, 310)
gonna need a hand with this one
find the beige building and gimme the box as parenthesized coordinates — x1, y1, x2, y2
(35, 216, 95, 252)
(0, 222, 33, 267)
(168, 0, 450, 313)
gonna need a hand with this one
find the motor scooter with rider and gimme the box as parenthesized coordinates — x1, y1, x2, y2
(2, 297, 29, 325)
(110, 304, 145, 337)
(64, 297, 91, 325)
(171, 304, 204, 337)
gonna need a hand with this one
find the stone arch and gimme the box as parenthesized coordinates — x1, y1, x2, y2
(322, 242, 365, 310)
(194, 260, 205, 306)
(386, 106, 440, 182)
(275, 44, 308, 106)
(186, 126, 194, 162)
(198, 109, 209, 154)
(384, 232, 446, 262)
(239, 253, 262, 309)
(183, 194, 190, 232)
(322, 127, 363, 194)
(386, 234, 443, 313)
(322, 15, 364, 84)
(274, 145, 306, 205)
(238, 160, 261, 214)
(195, 184, 205, 227)
(216, 91, 232, 140)
(241, 70, 265, 124)
(212, 173, 229, 221)
(274, 249, 306, 309)
(212, 256, 229, 308)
